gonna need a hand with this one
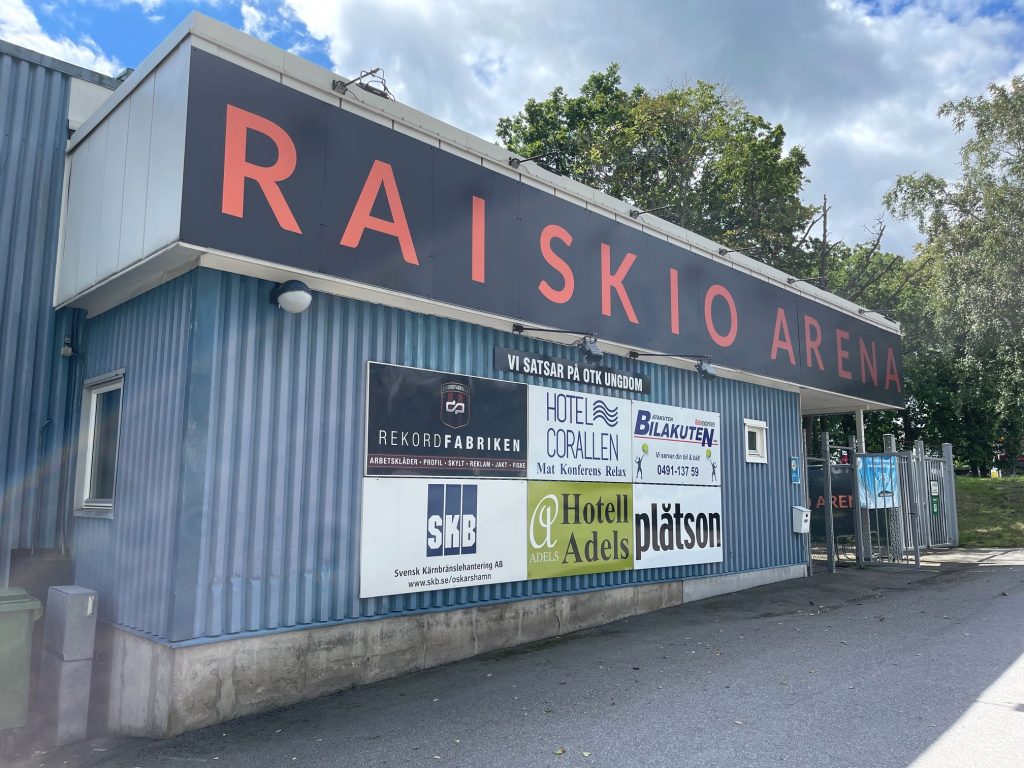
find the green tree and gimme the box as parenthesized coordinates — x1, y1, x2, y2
(885, 76, 1024, 472)
(497, 65, 817, 275)
(802, 240, 938, 454)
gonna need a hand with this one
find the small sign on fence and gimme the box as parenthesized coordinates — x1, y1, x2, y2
(857, 456, 900, 509)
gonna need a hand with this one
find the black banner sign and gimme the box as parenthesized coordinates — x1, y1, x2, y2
(808, 464, 856, 538)
(365, 362, 528, 477)
(493, 346, 650, 394)
(181, 49, 904, 407)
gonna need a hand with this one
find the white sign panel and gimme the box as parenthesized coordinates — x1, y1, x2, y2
(632, 484, 723, 569)
(359, 478, 527, 598)
(631, 402, 721, 485)
(527, 386, 632, 482)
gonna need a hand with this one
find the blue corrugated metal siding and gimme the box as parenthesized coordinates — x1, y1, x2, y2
(182, 271, 805, 642)
(0, 50, 72, 560)
(191, 273, 403, 638)
(72, 275, 192, 638)
(403, 314, 805, 589)
(75, 269, 805, 643)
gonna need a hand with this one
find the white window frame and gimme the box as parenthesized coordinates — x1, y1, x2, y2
(744, 418, 768, 464)
(74, 370, 125, 518)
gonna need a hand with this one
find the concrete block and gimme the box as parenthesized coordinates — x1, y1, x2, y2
(94, 573, 802, 738)
(422, 610, 474, 669)
(302, 625, 362, 700)
(563, 589, 611, 632)
(646, 582, 684, 612)
(367, 615, 429, 682)
(38, 651, 92, 746)
(471, 602, 524, 656)
(683, 565, 806, 603)
(518, 594, 558, 642)
(212, 634, 304, 717)
(107, 628, 173, 736)
(43, 586, 98, 661)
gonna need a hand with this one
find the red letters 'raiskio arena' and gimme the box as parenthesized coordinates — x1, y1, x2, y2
(1, 14, 903, 737)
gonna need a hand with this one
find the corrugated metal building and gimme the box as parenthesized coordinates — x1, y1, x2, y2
(0, 41, 118, 590)
(4, 14, 904, 739)
(72, 269, 806, 645)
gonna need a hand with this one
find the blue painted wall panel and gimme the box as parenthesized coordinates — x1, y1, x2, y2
(0, 51, 71, 562)
(183, 271, 805, 642)
(0, 45, 118, 586)
(72, 275, 192, 638)
(73, 269, 806, 643)
(190, 273, 404, 638)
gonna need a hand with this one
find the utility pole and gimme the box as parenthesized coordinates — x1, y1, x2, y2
(818, 194, 828, 291)
(813, 194, 830, 438)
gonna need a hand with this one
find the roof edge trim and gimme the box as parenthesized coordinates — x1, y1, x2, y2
(0, 38, 121, 89)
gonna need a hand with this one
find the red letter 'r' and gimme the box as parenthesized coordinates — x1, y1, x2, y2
(221, 105, 301, 233)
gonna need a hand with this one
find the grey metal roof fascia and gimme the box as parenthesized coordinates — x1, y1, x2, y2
(0, 38, 120, 89)
(65, 12, 198, 152)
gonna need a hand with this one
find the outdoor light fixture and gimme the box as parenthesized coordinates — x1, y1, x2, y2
(628, 350, 717, 380)
(858, 308, 898, 316)
(512, 323, 604, 364)
(508, 151, 559, 169)
(577, 335, 604, 365)
(718, 246, 768, 257)
(332, 68, 393, 99)
(332, 68, 381, 94)
(629, 204, 674, 220)
(695, 359, 717, 380)
(786, 276, 824, 286)
(269, 280, 313, 314)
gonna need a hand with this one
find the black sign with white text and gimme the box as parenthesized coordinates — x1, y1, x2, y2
(181, 49, 904, 407)
(366, 363, 528, 477)
(493, 346, 650, 394)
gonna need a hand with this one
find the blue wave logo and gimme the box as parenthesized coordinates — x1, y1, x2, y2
(591, 400, 619, 427)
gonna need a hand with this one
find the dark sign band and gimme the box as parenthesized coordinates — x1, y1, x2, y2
(182, 50, 904, 407)
(493, 346, 651, 394)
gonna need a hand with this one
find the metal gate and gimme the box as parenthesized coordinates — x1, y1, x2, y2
(854, 450, 917, 566)
(811, 434, 958, 572)
(922, 452, 957, 548)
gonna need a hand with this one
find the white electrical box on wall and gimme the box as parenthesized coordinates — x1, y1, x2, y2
(792, 505, 811, 534)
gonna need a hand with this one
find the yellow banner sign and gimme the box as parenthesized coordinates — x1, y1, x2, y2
(527, 482, 632, 578)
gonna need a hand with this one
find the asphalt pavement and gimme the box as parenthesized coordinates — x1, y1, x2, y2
(14, 549, 1024, 768)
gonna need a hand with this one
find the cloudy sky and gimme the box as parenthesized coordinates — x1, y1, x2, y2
(4, 0, 1024, 257)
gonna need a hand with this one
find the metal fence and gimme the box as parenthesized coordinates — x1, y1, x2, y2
(811, 434, 958, 572)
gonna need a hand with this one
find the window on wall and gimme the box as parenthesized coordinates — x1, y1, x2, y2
(76, 371, 124, 515)
(744, 419, 768, 464)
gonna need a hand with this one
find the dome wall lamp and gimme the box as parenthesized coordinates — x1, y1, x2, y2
(269, 280, 313, 314)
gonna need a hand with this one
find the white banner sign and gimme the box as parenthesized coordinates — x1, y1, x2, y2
(359, 478, 527, 598)
(527, 386, 632, 482)
(631, 402, 721, 486)
(632, 484, 723, 569)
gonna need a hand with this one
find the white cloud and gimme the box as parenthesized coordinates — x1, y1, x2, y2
(14, 0, 1013, 255)
(240, 2, 269, 40)
(0, 0, 121, 74)
(276, 0, 1024, 257)
(240, 1, 304, 43)
(120, 0, 169, 12)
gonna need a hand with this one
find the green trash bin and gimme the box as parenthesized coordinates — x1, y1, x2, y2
(0, 587, 43, 731)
